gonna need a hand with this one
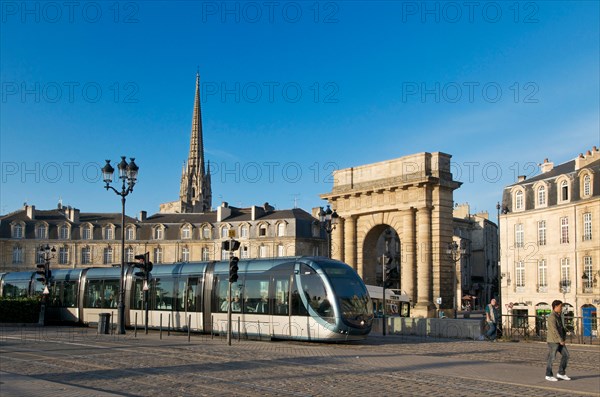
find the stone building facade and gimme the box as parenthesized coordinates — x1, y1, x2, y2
(321, 152, 462, 318)
(499, 147, 599, 324)
(0, 202, 325, 272)
(452, 204, 499, 312)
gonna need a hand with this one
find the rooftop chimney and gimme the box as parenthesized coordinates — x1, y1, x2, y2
(25, 204, 35, 220)
(540, 158, 554, 173)
(139, 211, 147, 221)
(518, 175, 527, 182)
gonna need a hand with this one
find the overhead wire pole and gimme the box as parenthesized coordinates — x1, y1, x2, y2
(382, 253, 386, 336)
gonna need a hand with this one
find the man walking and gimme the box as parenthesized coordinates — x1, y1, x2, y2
(545, 299, 571, 381)
(484, 298, 500, 341)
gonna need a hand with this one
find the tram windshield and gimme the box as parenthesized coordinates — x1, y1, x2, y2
(319, 262, 373, 326)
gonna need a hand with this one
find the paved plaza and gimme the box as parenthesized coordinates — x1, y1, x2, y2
(1, 326, 599, 397)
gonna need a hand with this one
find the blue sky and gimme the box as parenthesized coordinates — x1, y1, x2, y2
(1, 1, 599, 223)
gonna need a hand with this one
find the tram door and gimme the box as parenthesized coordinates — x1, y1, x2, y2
(176, 277, 201, 331)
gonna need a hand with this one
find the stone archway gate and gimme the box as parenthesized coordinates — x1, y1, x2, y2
(321, 152, 461, 318)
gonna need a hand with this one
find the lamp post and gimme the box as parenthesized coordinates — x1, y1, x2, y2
(447, 241, 464, 319)
(318, 205, 339, 258)
(101, 156, 138, 335)
(37, 244, 56, 325)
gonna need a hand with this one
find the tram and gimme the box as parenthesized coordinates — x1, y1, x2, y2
(0, 257, 374, 341)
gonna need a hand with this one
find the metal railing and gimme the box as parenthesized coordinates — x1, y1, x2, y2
(499, 314, 599, 345)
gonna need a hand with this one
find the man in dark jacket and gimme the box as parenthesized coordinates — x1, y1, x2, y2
(545, 300, 571, 381)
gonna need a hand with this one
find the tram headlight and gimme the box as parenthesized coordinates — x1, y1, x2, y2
(360, 320, 365, 326)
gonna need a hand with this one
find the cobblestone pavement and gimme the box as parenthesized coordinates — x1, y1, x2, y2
(1, 327, 599, 397)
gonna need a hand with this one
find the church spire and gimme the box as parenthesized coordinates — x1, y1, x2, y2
(179, 72, 212, 212)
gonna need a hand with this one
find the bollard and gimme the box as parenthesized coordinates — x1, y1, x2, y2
(168, 313, 171, 336)
(134, 313, 138, 338)
(160, 313, 163, 340)
(211, 315, 214, 340)
(188, 315, 191, 343)
(238, 317, 241, 341)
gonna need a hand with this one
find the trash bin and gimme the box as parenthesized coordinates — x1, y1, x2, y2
(98, 313, 111, 334)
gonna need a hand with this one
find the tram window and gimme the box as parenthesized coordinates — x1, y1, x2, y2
(298, 267, 329, 314)
(3, 281, 30, 298)
(274, 277, 290, 315)
(49, 281, 62, 307)
(290, 276, 308, 316)
(85, 280, 103, 308)
(214, 276, 242, 313)
(152, 278, 175, 310)
(244, 277, 269, 314)
(63, 281, 77, 307)
(175, 279, 186, 311)
(131, 279, 144, 310)
(185, 277, 200, 312)
(85, 280, 119, 309)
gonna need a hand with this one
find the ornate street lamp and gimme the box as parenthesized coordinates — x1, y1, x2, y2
(37, 244, 56, 325)
(101, 156, 138, 335)
(318, 205, 339, 258)
(447, 241, 465, 318)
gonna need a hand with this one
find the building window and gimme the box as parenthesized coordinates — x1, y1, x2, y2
(561, 180, 569, 201)
(59, 247, 69, 264)
(154, 248, 163, 263)
(560, 258, 570, 291)
(277, 223, 286, 237)
(537, 186, 546, 207)
(515, 190, 524, 210)
(202, 227, 211, 239)
(154, 227, 164, 240)
(103, 247, 113, 264)
(12, 223, 23, 239)
(240, 225, 249, 238)
(202, 247, 210, 261)
(560, 217, 569, 244)
(515, 224, 524, 248)
(515, 261, 525, 287)
(259, 225, 267, 237)
(36, 224, 47, 239)
(181, 225, 191, 239)
(125, 247, 134, 263)
(182, 247, 190, 262)
(583, 174, 591, 197)
(277, 244, 285, 257)
(538, 220, 546, 246)
(537, 260, 547, 288)
(82, 225, 92, 240)
(583, 257, 593, 289)
(126, 226, 135, 241)
(241, 245, 249, 259)
(583, 213, 592, 241)
(81, 247, 91, 264)
(59, 225, 69, 240)
(12, 246, 23, 263)
(104, 227, 113, 240)
(259, 245, 267, 258)
(220, 227, 229, 238)
(36, 250, 45, 264)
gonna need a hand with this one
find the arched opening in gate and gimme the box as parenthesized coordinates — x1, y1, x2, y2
(361, 225, 400, 289)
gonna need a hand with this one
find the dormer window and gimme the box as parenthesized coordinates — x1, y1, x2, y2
(154, 226, 164, 240)
(36, 223, 48, 239)
(258, 224, 268, 237)
(583, 174, 591, 197)
(537, 186, 546, 207)
(277, 222, 286, 237)
(181, 225, 191, 239)
(59, 224, 70, 239)
(104, 226, 114, 240)
(125, 226, 135, 241)
(11, 223, 24, 239)
(81, 224, 92, 240)
(202, 226, 211, 239)
(515, 190, 524, 210)
(561, 180, 569, 201)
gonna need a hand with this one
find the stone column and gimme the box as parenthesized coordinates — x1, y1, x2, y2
(344, 215, 357, 271)
(332, 217, 344, 262)
(401, 208, 416, 305)
(414, 206, 435, 317)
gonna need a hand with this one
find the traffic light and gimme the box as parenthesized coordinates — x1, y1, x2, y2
(229, 256, 239, 283)
(36, 263, 48, 284)
(133, 252, 152, 281)
(222, 239, 241, 252)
